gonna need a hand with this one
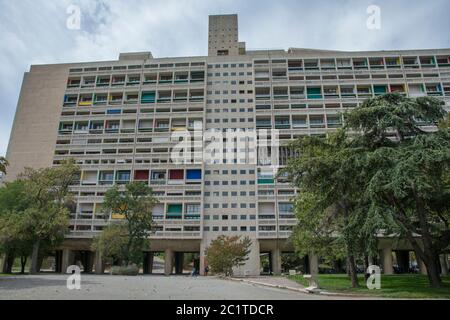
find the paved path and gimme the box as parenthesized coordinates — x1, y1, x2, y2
(0, 274, 378, 300)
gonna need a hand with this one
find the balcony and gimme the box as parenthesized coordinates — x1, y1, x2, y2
(306, 87, 322, 99)
(256, 119, 272, 129)
(189, 90, 204, 102)
(275, 117, 290, 129)
(126, 75, 141, 86)
(385, 57, 401, 69)
(190, 71, 205, 83)
(143, 74, 157, 85)
(426, 84, 443, 96)
(309, 116, 325, 128)
(166, 204, 183, 220)
(403, 57, 419, 69)
(419, 56, 436, 68)
(336, 59, 352, 70)
(353, 58, 368, 69)
(327, 116, 342, 128)
(320, 59, 336, 70)
(67, 79, 81, 88)
(159, 73, 173, 84)
(158, 91, 172, 103)
(111, 76, 126, 86)
(323, 87, 339, 99)
(292, 116, 307, 128)
(288, 60, 303, 71)
(273, 87, 288, 100)
(373, 85, 387, 96)
(304, 59, 319, 71)
(389, 84, 406, 95)
(96, 76, 110, 87)
(141, 91, 156, 104)
(437, 56, 450, 67)
(369, 58, 385, 69)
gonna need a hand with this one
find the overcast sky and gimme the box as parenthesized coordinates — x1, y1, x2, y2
(0, 0, 449, 156)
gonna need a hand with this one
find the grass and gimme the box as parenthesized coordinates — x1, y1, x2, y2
(288, 274, 450, 299)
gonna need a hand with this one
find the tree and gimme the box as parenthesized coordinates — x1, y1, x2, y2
(344, 94, 449, 287)
(0, 156, 7, 174)
(284, 93, 448, 288)
(205, 235, 252, 276)
(93, 182, 157, 267)
(0, 180, 32, 273)
(283, 132, 382, 287)
(16, 160, 79, 273)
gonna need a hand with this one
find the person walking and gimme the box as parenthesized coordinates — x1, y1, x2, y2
(204, 265, 209, 276)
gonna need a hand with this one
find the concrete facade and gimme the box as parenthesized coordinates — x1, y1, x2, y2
(4, 14, 450, 276)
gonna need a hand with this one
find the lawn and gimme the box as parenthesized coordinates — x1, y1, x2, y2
(288, 274, 450, 299)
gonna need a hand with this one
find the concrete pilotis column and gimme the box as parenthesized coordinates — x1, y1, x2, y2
(143, 252, 154, 274)
(439, 254, 448, 276)
(61, 249, 73, 274)
(271, 248, 282, 276)
(200, 240, 207, 276)
(94, 251, 104, 275)
(175, 252, 184, 274)
(164, 249, 174, 276)
(381, 247, 393, 274)
(84, 251, 94, 273)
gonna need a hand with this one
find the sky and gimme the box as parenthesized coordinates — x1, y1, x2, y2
(0, 0, 449, 157)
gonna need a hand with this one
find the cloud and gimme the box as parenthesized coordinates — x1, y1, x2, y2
(0, 0, 449, 156)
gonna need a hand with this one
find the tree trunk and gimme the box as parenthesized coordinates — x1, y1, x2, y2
(20, 256, 27, 274)
(422, 253, 442, 288)
(3, 250, 15, 274)
(29, 240, 40, 274)
(347, 255, 359, 288)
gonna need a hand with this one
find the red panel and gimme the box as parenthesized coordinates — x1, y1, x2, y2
(169, 170, 184, 180)
(134, 170, 149, 180)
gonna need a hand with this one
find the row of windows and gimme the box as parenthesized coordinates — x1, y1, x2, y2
(207, 80, 253, 85)
(207, 63, 252, 69)
(207, 72, 253, 77)
(207, 98, 253, 104)
(204, 203, 255, 209)
(69, 62, 205, 73)
(206, 118, 254, 124)
(205, 169, 255, 175)
(204, 226, 256, 232)
(204, 180, 256, 187)
(207, 107, 253, 113)
(207, 90, 253, 95)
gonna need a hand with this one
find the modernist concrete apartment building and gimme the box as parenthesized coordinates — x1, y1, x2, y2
(3, 14, 450, 276)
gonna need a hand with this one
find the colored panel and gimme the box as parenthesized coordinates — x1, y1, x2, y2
(134, 170, 149, 180)
(186, 169, 202, 180)
(141, 92, 155, 103)
(374, 85, 387, 94)
(169, 170, 184, 180)
(167, 204, 182, 213)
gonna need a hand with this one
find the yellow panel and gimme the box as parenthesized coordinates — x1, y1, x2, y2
(79, 101, 92, 106)
(112, 214, 125, 220)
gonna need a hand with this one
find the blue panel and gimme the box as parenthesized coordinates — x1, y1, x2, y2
(107, 109, 121, 114)
(186, 169, 202, 180)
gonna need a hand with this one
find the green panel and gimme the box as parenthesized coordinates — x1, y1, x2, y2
(167, 204, 182, 213)
(307, 87, 321, 95)
(258, 179, 274, 184)
(374, 85, 387, 94)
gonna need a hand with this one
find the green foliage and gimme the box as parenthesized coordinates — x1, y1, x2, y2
(284, 93, 449, 288)
(0, 157, 8, 174)
(205, 235, 252, 276)
(93, 182, 157, 267)
(0, 160, 79, 271)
